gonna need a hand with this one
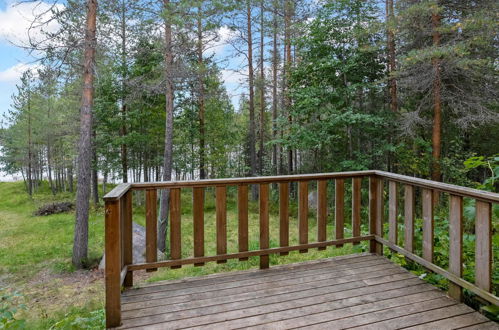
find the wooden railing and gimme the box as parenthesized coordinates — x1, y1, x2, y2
(103, 170, 499, 328)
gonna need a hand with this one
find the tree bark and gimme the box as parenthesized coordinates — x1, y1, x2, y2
(158, 0, 174, 253)
(27, 85, 33, 196)
(431, 8, 442, 183)
(386, 0, 397, 113)
(197, 7, 206, 180)
(247, 0, 258, 200)
(284, 0, 293, 175)
(73, 0, 97, 269)
(258, 0, 265, 174)
(91, 128, 99, 205)
(271, 0, 279, 175)
(120, 0, 128, 183)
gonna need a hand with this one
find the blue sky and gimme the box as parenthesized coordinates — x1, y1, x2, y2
(0, 0, 249, 123)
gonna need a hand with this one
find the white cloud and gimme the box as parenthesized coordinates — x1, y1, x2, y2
(0, 1, 62, 45)
(221, 68, 246, 85)
(206, 25, 237, 57)
(0, 62, 41, 83)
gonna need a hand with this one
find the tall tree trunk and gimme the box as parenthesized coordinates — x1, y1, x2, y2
(284, 0, 293, 175)
(247, 0, 258, 200)
(258, 0, 265, 174)
(431, 7, 442, 183)
(197, 7, 206, 180)
(271, 1, 279, 175)
(158, 0, 174, 253)
(27, 87, 33, 197)
(386, 0, 397, 113)
(73, 0, 97, 269)
(91, 128, 99, 205)
(120, 0, 128, 183)
(47, 97, 55, 195)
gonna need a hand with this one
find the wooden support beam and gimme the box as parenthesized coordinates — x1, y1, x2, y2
(193, 187, 205, 266)
(259, 184, 270, 269)
(335, 179, 345, 247)
(448, 195, 463, 301)
(299, 181, 309, 253)
(475, 200, 492, 292)
(352, 178, 361, 245)
(279, 182, 289, 255)
(170, 188, 181, 269)
(105, 199, 121, 328)
(404, 185, 415, 253)
(422, 188, 434, 262)
(145, 189, 157, 272)
(216, 186, 227, 263)
(238, 184, 248, 261)
(369, 177, 382, 254)
(122, 191, 133, 287)
(317, 180, 327, 250)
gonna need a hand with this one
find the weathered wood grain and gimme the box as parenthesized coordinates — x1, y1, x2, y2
(475, 200, 492, 292)
(238, 184, 248, 261)
(352, 177, 361, 245)
(448, 194, 463, 301)
(145, 189, 157, 272)
(335, 179, 345, 248)
(317, 180, 327, 250)
(404, 185, 415, 253)
(279, 182, 289, 255)
(169, 188, 181, 269)
(260, 184, 270, 269)
(193, 187, 205, 266)
(215, 186, 227, 263)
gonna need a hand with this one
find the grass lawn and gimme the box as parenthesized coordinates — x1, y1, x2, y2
(0, 181, 369, 329)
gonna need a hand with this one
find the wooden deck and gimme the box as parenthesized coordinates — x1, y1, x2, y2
(116, 254, 497, 329)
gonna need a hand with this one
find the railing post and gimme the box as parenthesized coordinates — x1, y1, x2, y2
(369, 176, 382, 254)
(448, 195, 463, 301)
(259, 183, 270, 269)
(105, 198, 121, 328)
(145, 189, 158, 272)
(122, 191, 133, 287)
(475, 200, 492, 292)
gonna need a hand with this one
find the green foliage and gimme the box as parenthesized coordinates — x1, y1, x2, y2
(48, 309, 104, 330)
(0, 289, 26, 329)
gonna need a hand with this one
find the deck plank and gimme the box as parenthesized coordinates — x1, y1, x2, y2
(117, 254, 494, 330)
(403, 312, 492, 330)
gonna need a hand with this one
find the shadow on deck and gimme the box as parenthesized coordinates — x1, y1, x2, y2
(116, 254, 496, 329)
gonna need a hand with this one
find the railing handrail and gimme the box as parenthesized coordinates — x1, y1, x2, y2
(103, 170, 499, 203)
(374, 170, 499, 203)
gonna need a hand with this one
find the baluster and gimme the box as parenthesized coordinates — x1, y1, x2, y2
(377, 179, 384, 246)
(369, 177, 382, 254)
(352, 178, 361, 245)
(299, 181, 309, 253)
(193, 187, 205, 266)
(388, 181, 398, 246)
(404, 185, 415, 253)
(422, 188, 434, 262)
(170, 188, 181, 269)
(216, 186, 227, 263)
(335, 179, 345, 247)
(475, 200, 492, 292)
(123, 191, 133, 286)
(105, 198, 121, 328)
(317, 180, 327, 250)
(448, 195, 463, 301)
(259, 183, 270, 269)
(238, 184, 249, 261)
(279, 182, 289, 255)
(145, 189, 157, 272)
